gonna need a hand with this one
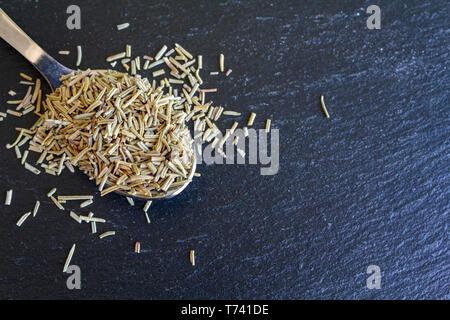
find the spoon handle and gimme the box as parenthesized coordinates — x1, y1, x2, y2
(0, 8, 71, 90)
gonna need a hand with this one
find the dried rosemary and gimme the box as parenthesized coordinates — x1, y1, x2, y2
(26, 70, 195, 198)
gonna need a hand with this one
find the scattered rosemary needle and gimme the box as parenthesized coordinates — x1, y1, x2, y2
(50, 196, 64, 210)
(80, 215, 105, 223)
(135, 56, 141, 71)
(190, 250, 195, 266)
(320, 95, 330, 118)
(47, 187, 57, 198)
(223, 111, 241, 116)
(126, 197, 135, 206)
(88, 212, 96, 234)
(125, 44, 131, 57)
(164, 49, 174, 57)
(175, 43, 193, 60)
(19, 72, 32, 81)
(148, 59, 164, 69)
(248, 112, 256, 126)
(106, 52, 126, 62)
(144, 212, 151, 224)
(155, 45, 168, 61)
(32, 200, 40, 217)
(16, 212, 31, 227)
(265, 119, 271, 133)
(117, 22, 130, 30)
(58, 195, 93, 201)
(80, 199, 93, 208)
(201, 88, 217, 93)
(143, 200, 152, 223)
(99, 231, 116, 239)
(131, 60, 136, 75)
(7, 109, 22, 117)
(230, 121, 239, 134)
(14, 145, 21, 159)
(152, 69, 165, 77)
(5, 189, 12, 205)
(21, 150, 29, 165)
(70, 211, 82, 223)
(76, 45, 82, 67)
(219, 54, 224, 72)
(24, 162, 41, 175)
(63, 244, 76, 273)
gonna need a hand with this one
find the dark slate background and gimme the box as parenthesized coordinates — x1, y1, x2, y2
(0, 0, 448, 299)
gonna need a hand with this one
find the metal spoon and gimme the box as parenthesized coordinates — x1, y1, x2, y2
(0, 8, 196, 200)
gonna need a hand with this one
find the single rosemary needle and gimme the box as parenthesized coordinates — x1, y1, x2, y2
(320, 95, 330, 118)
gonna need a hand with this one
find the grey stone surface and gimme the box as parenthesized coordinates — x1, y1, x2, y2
(0, 0, 447, 299)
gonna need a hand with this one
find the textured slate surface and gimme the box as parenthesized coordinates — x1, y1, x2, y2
(0, 0, 448, 299)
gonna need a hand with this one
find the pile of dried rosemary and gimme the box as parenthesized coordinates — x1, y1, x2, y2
(5, 39, 275, 201)
(15, 69, 195, 198)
